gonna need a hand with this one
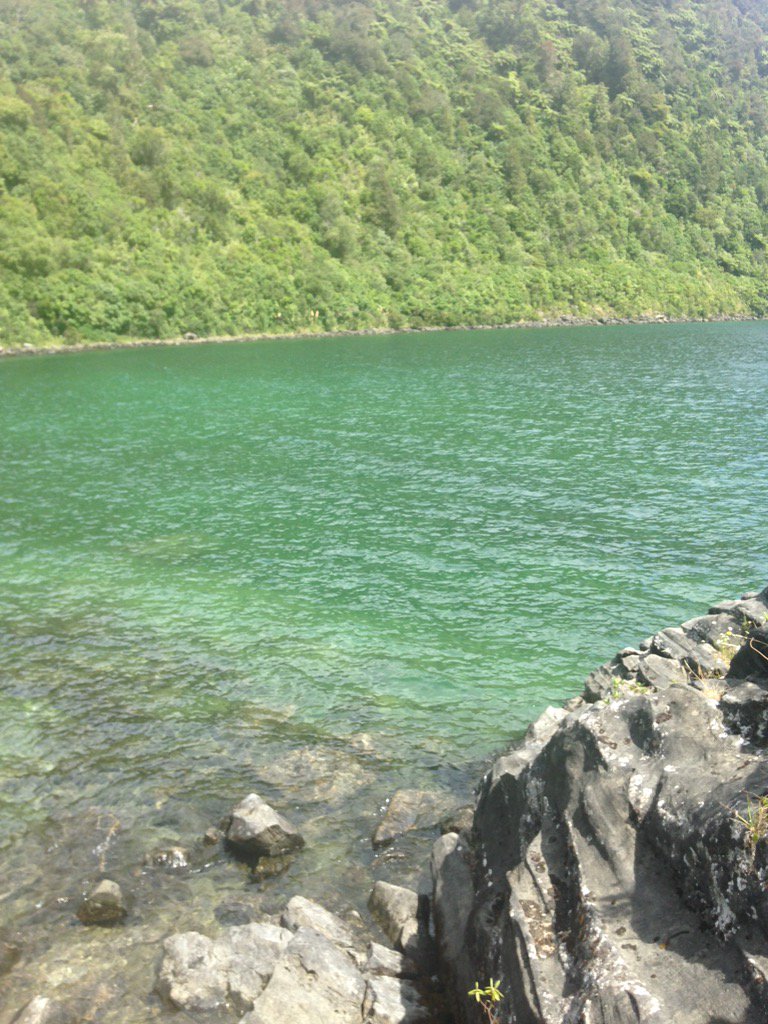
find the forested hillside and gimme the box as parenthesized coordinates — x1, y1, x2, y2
(1, 0, 768, 346)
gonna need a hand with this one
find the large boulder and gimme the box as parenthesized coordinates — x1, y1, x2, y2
(226, 793, 305, 858)
(431, 586, 768, 1024)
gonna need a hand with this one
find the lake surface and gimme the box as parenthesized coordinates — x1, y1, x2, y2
(0, 322, 766, 1019)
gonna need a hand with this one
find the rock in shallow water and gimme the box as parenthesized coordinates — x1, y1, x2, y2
(226, 793, 305, 859)
(143, 846, 190, 871)
(372, 789, 454, 849)
(76, 880, 127, 926)
(10, 998, 68, 1024)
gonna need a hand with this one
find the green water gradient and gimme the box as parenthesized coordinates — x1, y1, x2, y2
(0, 323, 766, 1018)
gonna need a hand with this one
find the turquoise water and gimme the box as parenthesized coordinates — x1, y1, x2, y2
(0, 323, 766, 1019)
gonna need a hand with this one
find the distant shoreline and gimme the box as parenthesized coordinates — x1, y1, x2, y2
(0, 311, 762, 358)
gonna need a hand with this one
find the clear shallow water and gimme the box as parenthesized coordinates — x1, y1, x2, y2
(0, 323, 766, 1019)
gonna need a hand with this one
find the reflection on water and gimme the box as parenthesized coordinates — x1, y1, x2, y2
(0, 323, 766, 1018)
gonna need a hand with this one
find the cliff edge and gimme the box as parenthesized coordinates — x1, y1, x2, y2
(431, 587, 768, 1024)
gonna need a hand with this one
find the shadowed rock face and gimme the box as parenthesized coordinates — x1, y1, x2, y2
(431, 586, 768, 1024)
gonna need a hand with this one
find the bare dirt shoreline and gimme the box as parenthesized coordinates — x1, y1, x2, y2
(0, 311, 761, 358)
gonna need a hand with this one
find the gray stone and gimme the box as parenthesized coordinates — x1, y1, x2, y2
(226, 793, 305, 858)
(721, 682, 768, 745)
(709, 595, 768, 628)
(372, 789, 453, 848)
(635, 651, 688, 689)
(650, 626, 728, 679)
(439, 805, 474, 835)
(363, 976, 429, 1024)
(524, 705, 568, 744)
(364, 942, 417, 979)
(281, 895, 355, 949)
(242, 927, 366, 1024)
(430, 833, 474, 1023)
(223, 922, 293, 1014)
(76, 879, 127, 926)
(156, 932, 227, 1013)
(368, 882, 419, 947)
(156, 922, 292, 1014)
(368, 882, 434, 971)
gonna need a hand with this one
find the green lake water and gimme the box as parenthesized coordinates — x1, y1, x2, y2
(0, 322, 766, 1019)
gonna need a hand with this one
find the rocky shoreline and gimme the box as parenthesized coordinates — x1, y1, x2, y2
(432, 585, 768, 1024)
(0, 312, 761, 358)
(6, 586, 768, 1024)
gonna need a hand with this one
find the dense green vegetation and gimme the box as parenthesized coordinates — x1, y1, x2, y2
(1, 0, 768, 346)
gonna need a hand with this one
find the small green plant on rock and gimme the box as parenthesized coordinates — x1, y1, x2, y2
(715, 614, 766, 664)
(606, 676, 651, 702)
(733, 793, 768, 861)
(468, 979, 503, 1024)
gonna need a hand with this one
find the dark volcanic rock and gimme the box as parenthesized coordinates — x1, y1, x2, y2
(226, 793, 305, 859)
(729, 626, 768, 683)
(430, 586, 768, 1024)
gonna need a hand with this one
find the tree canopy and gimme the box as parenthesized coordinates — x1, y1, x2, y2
(1, 0, 767, 346)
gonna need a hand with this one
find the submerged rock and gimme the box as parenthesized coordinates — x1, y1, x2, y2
(76, 879, 127, 926)
(226, 793, 305, 859)
(372, 790, 454, 849)
(250, 853, 294, 882)
(10, 998, 68, 1024)
(143, 846, 190, 871)
(430, 585, 768, 1024)
(202, 826, 222, 846)
(259, 745, 372, 806)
